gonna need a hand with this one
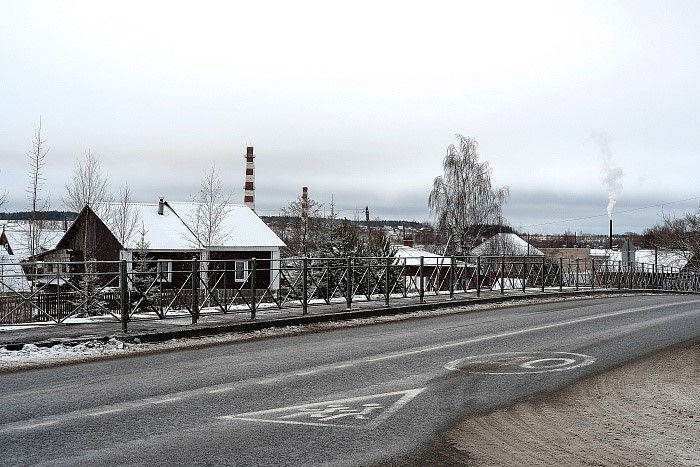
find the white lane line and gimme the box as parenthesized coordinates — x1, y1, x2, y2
(366, 300, 700, 362)
(11, 420, 59, 430)
(150, 397, 183, 405)
(208, 387, 234, 394)
(87, 409, 124, 417)
(331, 363, 354, 369)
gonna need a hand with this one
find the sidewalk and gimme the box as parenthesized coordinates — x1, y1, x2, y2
(0, 288, 644, 350)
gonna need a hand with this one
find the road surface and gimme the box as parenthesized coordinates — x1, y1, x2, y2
(1, 294, 698, 466)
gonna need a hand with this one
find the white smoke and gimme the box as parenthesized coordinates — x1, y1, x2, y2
(589, 132, 623, 219)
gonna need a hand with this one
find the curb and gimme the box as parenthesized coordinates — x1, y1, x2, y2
(0, 289, 686, 351)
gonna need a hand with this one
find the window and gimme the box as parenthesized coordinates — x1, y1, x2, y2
(234, 260, 249, 282)
(157, 260, 173, 282)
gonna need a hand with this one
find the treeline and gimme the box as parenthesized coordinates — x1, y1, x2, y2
(0, 211, 78, 221)
(259, 216, 426, 230)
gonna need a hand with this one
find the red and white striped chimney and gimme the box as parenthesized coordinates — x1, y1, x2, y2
(243, 146, 255, 212)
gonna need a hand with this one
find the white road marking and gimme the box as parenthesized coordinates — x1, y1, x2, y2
(87, 408, 124, 417)
(150, 397, 182, 404)
(520, 358, 575, 369)
(219, 388, 426, 429)
(4, 299, 695, 433)
(445, 352, 596, 375)
(11, 420, 59, 430)
(367, 300, 698, 362)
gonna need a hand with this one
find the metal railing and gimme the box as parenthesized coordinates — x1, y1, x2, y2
(1, 255, 697, 328)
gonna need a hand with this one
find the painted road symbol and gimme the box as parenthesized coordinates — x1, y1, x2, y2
(218, 388, 425, 429)
(445, 351, 595, 375)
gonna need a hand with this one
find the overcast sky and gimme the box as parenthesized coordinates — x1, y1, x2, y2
(2, 1, 700, 235)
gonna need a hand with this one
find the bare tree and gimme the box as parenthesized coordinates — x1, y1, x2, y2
(0, 175, 7, 208)
(63, 150, 110, 218)
(188, 165, 232, 248)
(108, 183, 140, 247)
(24, 117, 51, 257)
(277, 191, 326, 256)
(429, 135, 509, 254)
(645, 209, 700, 271)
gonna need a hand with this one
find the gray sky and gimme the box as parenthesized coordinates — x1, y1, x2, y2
(2, 1, 700, 234)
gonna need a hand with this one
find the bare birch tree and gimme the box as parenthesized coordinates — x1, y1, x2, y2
(24, 117, 51, 257)
(108, 183, 140, 247)
(63, 150, 111, 218)
(188, 165, 232, 248)
(429, 135, 509, 254)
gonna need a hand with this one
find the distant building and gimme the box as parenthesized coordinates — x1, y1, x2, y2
(470, 233, 544, 257)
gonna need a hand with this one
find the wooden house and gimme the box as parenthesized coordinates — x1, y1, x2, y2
(119, 200, 285, 292)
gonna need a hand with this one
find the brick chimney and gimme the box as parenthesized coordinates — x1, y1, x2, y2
(244, 146, 255, 212)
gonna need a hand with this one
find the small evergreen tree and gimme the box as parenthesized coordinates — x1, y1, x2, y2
(130, 224, 160, 313)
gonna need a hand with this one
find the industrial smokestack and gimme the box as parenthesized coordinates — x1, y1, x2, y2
(301, 186, 309, 224)
(158, 197, 164, 215)
(244, 146, 255, 212)
(609, 218, 613, 250)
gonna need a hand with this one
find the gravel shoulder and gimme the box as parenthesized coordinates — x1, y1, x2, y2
(419, 339, 700, 466)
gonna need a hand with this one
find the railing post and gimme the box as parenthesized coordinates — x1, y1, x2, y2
(541, 256, 546, 293)
(251, 258, 257, 319)
(629, 261, 634, 290)
(618, 261, 622, 289)
(403, 258, 408, 298)
(591, 258, 595, 290)
(120, 259, 128, 333)
(419, 256, 425, 304)
(476, 256, 481, 297)
(522, 256, 526, 293)
(302, 256, 308, 315)
(191, 259, 199, 325)
(500, 255, 505, 295)
(449, 256, 455, 299)
(559, 257, 563, 292)
(346, 257, 353, 310)
(385, 256, 390, 306)
(575, 258, 580, 291)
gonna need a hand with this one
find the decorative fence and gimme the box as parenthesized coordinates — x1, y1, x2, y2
(1, 256, 698, 329)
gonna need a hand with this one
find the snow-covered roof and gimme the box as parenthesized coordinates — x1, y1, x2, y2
(470, 233, 544, 256)
(0, 222, 64, 260)
(0, 249, 30, 292)
(591, 248, 690, 270)
(116, 202, 285, 251)
(0, 225, 29, 293)
(395, 245, 457, 266)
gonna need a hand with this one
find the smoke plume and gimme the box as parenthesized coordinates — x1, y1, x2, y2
(589, 132, 623, 219)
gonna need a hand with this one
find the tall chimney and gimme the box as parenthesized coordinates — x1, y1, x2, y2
(301, 186, 309, 225)
(244, 146, 255, 212)
(609, 218, 613, 250)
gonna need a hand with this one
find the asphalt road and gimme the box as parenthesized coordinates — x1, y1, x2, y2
(1, 294, 699, 466)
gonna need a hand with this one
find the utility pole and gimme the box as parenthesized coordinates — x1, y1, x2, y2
(301, 187, 309, 257)
(365, 206, 370, 242)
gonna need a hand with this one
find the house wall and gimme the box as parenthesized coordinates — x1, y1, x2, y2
(124, 249, 277, 291)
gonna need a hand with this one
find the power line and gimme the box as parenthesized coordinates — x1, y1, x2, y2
(519, 196, 700, 229)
